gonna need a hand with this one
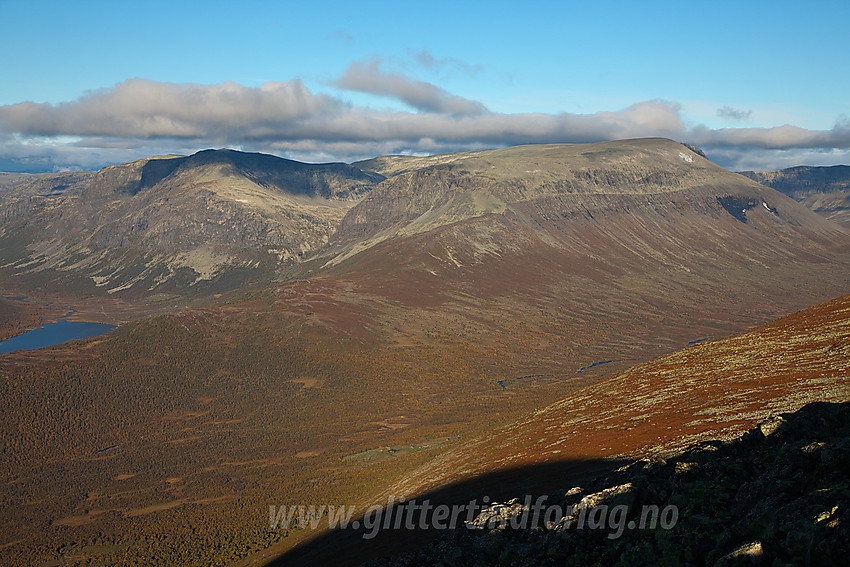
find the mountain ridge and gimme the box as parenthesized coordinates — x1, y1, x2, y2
(1, 140, 846, 300)
(320, 139, 845, 269)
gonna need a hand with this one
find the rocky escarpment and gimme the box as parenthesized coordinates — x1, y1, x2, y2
(740, 165, 850, 226)
(368, 402, 850, 566)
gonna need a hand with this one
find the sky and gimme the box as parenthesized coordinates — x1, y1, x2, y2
(1, 0, 849, 172)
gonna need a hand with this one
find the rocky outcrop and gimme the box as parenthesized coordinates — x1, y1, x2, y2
(367, 402, 850, 566)
(0, 171, 92, 222)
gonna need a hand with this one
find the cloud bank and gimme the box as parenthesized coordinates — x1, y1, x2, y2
(1, 68, 849, 172)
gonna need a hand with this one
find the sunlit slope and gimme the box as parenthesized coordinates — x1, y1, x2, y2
(376, 293, 850, 502)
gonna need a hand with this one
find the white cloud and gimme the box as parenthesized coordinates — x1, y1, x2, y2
(333, 58, 487, 115)
(1, 72, 849, 172)
(0, 79, 341, 140)
(705, 147, 850, 172)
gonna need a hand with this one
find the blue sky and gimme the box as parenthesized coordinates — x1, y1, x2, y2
(1, 0, 849, 171)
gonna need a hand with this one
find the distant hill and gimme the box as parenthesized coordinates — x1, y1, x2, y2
(331, 139, 841, 259)
(1, 143, 847, 303)
(739, 165, 850, 226)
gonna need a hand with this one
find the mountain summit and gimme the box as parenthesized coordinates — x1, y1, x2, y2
(0, 149, 382, 296)
(329, 139, 840, 263)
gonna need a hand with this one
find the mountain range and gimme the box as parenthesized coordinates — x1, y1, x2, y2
(0, 139, 847, 565)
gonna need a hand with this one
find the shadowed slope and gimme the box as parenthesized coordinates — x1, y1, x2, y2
(268, 295, 850, 565)
(365, 402, 850, 566)
(269, 458, 631, 567)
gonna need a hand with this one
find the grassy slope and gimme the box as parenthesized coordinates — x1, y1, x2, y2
(273, 295, 850, 566)
(375, 294, 850, 503)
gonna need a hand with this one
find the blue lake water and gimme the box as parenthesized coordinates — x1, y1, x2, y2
(0, 319, 117, 354)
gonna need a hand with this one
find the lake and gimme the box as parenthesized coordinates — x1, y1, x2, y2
(0, 319, 117, 354)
